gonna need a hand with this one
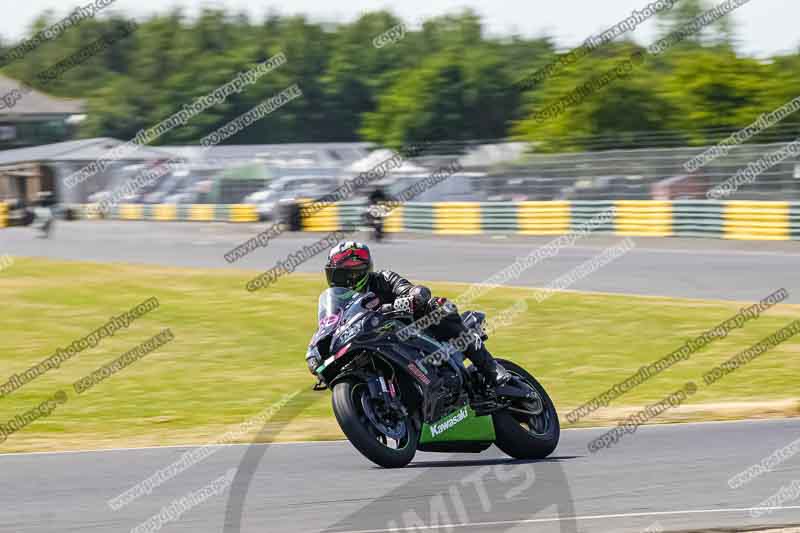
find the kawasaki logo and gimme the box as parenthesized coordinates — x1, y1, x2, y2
(430, 407, 468, 437)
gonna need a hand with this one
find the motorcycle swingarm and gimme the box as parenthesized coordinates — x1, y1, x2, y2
(495, 383, 539, 400)
(470, 383, 541, 416)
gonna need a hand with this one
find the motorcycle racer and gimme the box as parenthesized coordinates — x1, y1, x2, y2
(306, 241, 510, 387)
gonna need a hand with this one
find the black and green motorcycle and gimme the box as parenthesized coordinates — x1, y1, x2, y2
(310, 287, 560, 468)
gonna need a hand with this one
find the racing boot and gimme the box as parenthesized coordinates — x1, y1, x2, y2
(464, 339, 511, 388)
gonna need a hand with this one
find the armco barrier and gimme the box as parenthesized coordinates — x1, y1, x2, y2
(672, 201, 724, 238)
(571, 201, 616, 233)
(723, 201, 790, 241)
(228, 204, 258, 223)
(517, 201, 570, 235)
(434, 202, 482, 234)
(67, 204, 258, 223)
(403, 203, 435, 232)
(384, 205, 404, 233)
(614, 200, 672, 237)
(153, 204, 176, 221)
(483, 202, 519, 233)
(299, 200, 338, 232)
(120, 203, 143, 220)
(793, 203, 800, 240)
(190, 204, 216, 222)
(61, 201, 800, 240)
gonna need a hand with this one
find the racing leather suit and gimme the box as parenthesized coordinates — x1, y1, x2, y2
(309, 270, 502, 380)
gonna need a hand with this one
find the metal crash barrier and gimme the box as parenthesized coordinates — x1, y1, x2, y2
(52, 201, 800, 241)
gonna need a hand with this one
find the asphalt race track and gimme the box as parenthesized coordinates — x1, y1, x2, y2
(1, 220, 799, 302)
(3, 221, 800, 532)
(1, 419, 799, 532)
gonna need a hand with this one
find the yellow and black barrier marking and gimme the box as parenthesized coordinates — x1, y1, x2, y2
(153, 204, 177, 221)
(614, 200, 673, 237)
(68, 201, 800, 240)
(434, 202, 481, 235)
(517, 201, 570, 235)
(229, 204, 258, 223)
(723, 201, 790, 241)
(189, 204, 215, 222)
(0, 203, 7, 228)
(384, 205, 404, 233)
(83, 204, 103, 220)
(119, 204, 143, 221)
(299, 199, 339, 232)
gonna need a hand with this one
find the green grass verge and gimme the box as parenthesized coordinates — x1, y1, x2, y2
(0, 257, 798, 452)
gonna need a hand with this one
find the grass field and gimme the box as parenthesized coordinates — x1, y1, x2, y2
(1, 256, 798, 453)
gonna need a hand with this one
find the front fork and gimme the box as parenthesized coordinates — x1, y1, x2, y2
(365, 373, 407, 417)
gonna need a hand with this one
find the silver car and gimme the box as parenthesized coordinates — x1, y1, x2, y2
(245, 176, 340, 220)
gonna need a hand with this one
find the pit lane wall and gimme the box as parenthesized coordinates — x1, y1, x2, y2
(60, 200, 800, 240)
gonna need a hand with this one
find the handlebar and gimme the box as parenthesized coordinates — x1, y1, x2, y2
(379, 308, 415, 325)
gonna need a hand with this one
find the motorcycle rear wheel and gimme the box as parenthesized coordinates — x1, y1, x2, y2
(332, 378, 418, 468)
(492, 359, 560, 460)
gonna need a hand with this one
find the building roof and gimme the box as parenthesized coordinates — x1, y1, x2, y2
(0, 137, 175, 166)
(348, 148, 428, 174)
(0, 75, 85, 117)
(166, 143, 372, 167)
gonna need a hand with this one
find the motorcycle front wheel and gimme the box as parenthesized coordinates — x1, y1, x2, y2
(332, 378, 418, 468)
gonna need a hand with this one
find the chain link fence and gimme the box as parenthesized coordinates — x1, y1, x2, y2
(433, 141, 800, 201)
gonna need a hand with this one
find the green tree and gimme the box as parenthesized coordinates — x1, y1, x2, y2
(0, 6, 794, 150)
(514, 44, 678, 151)
(655, 0, 738, 47)
(657, 48, 768, 145)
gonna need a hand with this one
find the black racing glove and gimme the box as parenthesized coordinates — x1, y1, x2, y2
(377, 286, 432, 317)
(409, 286, 432, 308)
(392, 286, 431, 318)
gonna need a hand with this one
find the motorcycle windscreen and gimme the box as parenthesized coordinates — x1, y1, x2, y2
(313, 287, 372, 374)
(318, 287, 358, 323)
(312, 287, 359, 343)
(419, 406, 495, 444)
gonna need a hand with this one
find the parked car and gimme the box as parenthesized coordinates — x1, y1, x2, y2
(364, 171, 488, 203)
(560, 175, 649, 200)
(162, 192, 196, 204)
(651, 174, 709, 200)
(141, 169, 194, 204)
(87, 161, 180, 205)
(247, 176, 340, 220)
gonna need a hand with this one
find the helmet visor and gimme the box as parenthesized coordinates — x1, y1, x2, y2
(325, 264, 369, 289)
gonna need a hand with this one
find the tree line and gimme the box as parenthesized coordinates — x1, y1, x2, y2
(1, 0, 798, 152)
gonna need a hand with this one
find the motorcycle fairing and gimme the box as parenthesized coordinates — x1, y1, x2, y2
(418, 405, 495, 452)
(312, 287, 473, 423)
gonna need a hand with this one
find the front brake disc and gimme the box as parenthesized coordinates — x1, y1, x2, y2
(361, 394, 407, 440)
